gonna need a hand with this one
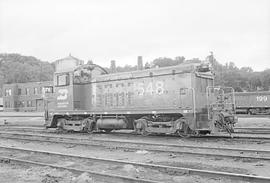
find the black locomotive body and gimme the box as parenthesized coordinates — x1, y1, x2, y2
(45, 61, 236, 136)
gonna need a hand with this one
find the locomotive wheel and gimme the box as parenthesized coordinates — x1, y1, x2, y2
(134, 119, 149, 136)
(175, 118, 190, 137)
(141, 123, 149, 136)
(56, 118, 67, 133)
(133, 121, 141, 134)
(82, 118, 94, 133)
(176, 130, 189, 138)
(176, 124, 190, 138)
(104, 129, 113, 133)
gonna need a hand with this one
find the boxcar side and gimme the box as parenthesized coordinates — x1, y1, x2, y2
(235, 91, 270, 114)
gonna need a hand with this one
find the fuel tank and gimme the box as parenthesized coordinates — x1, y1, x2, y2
(96, 118, 127, 129)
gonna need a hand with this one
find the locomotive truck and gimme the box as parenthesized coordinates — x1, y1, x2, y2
(45, 60, 236, 136)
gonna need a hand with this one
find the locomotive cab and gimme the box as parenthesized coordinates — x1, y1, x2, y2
(45, 64, 108, 130)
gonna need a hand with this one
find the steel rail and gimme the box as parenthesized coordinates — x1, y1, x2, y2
(235, 132, 270, 135)
(1, 131, 270, 154)
(204, 134, 270, 140)
(2, 126, 270, 140)
(0, 145, 269, 183)
(234, 127, 270, 135)
(236, 115, 270, 118)
(0, 125, 44, 128)
(235, 127, 270, 130)
(98, 130, 270, 140)
(0, 131, 269, 161)
(0, 127, 45, 131)
(0, 126, 45, 129)
(0, 116, 43, 118)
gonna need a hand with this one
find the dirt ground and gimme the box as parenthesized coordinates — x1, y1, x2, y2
(0, 136, 268, 183)
(0, 112, 44, 127)
(0, 117, 44, 126)
(0, 159, 244, 183)
(0, 162, 80, 183)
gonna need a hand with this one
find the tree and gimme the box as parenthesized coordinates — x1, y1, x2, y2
(261, 69, 270, 90)
(0, 53, 55, 93)
(240, 67, 253, 73)
(175, 56, 185, 64)
(152, 57, 176, 67)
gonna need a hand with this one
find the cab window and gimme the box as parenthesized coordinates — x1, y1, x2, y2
(43, 86, 53, 93)
(56, 73, 70, 86)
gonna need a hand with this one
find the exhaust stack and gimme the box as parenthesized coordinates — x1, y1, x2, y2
(137, 56, 143, 70)
(110, 60, 116, 73)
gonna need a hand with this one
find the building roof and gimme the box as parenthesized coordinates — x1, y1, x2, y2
(53, 54, 84, 65)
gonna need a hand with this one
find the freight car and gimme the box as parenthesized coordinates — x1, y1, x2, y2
(235, 91, 270, 115)
(0, 98, 3, 112)
(45, 60, 236, 136)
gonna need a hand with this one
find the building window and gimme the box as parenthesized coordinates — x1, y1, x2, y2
(25, 88, 30, 95)
(5, 89, 12, 96)
(18, 88, 22, 95)
(5, 101, 10, 108)
(21, 101, 25, 107)
(27, 101, 32, 107)
(56, 73, 70, 86)
(34, 88, 38, 95)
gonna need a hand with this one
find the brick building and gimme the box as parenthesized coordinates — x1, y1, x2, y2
(2, 54, 84, 112)
(3, 81, 54, 112)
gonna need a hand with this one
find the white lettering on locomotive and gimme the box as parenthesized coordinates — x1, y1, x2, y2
(137, 82, 145, 95)
(256, 96, 267, 102)
(155, 81, 164, 95)
(136, 81, 164, 96)
(57, 102, 69, 108)
(57, 89, 68, 100)
(146, 82, 154, 94)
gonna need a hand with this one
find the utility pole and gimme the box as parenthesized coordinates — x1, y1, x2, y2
(40, 63, 42, 81)
(209, 51, 223, 86)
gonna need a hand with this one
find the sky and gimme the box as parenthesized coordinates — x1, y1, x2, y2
(0, 0, 269, 71)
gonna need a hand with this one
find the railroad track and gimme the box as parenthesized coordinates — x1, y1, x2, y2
(234, 127, 270, 134)
(1, 126, 270, 141)
(0, 125, 45, 129)
(235, 127, 270, 131)
(236, 115, 270, 118)
(0, 145, 269, 183)
(0, 131, 269, 162)
(107, 130, 270, 140)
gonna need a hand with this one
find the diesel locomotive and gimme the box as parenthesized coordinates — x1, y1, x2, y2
(45, 59, 236, 136)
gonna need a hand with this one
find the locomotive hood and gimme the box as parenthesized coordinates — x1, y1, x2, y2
(73, 64, 108, 84)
